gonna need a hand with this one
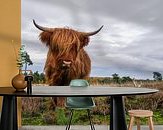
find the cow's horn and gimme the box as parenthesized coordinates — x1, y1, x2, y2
(33, 19, 54, 32)
(84, 25, 104, 36)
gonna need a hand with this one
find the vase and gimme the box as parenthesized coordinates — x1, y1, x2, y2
(12, 73, 27, 91)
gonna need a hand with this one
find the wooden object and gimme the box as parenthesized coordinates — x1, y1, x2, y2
(128, 110, 154, 130)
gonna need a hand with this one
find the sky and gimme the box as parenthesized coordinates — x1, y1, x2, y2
(21, 0, 163, 79)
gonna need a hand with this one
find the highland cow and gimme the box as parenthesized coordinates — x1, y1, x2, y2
(33, 20, 103, 106)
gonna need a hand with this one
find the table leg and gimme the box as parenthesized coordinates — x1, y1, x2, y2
(110, 96, 127, 130)
(0, 96, 18, 130)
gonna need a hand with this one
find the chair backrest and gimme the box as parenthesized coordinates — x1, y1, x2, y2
(66, 79, 95, 108)
(70, 79, 89, 87)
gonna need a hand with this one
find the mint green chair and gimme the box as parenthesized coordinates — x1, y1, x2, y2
(65, 79, 95, 130)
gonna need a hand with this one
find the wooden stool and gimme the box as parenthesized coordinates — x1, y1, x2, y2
(128, 110, 154, 130)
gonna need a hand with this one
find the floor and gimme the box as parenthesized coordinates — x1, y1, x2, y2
(19, 125, 163, 130)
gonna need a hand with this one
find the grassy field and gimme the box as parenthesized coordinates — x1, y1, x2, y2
(22, 80, 163, 125)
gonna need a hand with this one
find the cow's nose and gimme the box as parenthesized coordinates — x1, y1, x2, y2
(62, 60, 72, 67)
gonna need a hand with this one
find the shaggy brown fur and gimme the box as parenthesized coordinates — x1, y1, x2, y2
(39, 28, 91, 85)
(39, 28, 91, 106)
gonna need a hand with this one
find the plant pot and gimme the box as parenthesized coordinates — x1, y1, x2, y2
(12, 73, 27, 91)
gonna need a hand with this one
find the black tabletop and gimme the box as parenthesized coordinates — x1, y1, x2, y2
(0, 86, 158, 97)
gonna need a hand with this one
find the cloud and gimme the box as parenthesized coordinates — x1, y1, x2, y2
(22, 0, 163, 79)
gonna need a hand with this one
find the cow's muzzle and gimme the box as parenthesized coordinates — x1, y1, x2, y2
(62, 60, 72, 68)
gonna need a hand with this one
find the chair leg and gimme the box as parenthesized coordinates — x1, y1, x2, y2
(87, 109, 95, 130)
(66, 109, 74, 130)
(148, 117, 154, 130)
(128, 116, 134, 130)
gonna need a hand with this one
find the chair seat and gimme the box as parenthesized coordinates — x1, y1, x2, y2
(66, 97, 95, 109)
(128, 110, 154, 130)
(128, 110, 153, 117)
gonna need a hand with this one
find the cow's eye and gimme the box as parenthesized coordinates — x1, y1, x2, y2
(79, 36, 89, 48)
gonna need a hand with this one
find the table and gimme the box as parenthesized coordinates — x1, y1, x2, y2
(0, 86, 158, 130)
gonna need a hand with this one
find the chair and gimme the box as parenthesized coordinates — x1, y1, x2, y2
(128, 110, 154, 130)
(65, 79, 95, 130)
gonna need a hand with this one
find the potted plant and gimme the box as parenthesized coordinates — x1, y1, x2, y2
(12, 44, 33, 91)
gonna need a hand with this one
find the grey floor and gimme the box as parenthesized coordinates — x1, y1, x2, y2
(19, 125, 163, 130)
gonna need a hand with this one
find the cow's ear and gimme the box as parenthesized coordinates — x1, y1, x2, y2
(39, 32, 52, 46)
(80, 36, 90, 48)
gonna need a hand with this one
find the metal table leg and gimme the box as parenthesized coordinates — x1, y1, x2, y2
(0, 96, 18, 130)
(110, 96, 127, 130)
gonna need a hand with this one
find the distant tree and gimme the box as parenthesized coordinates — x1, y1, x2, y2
(121, 76, 132, 83)
(40, 73, 46, 83)
(153, 72, 162, 81)
(32, 71, 46, 84)
(33, 71, 40, 83)
(112, 73, 121, 84)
